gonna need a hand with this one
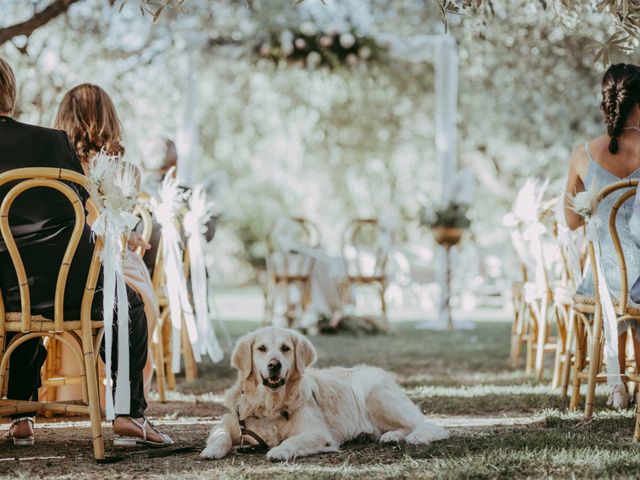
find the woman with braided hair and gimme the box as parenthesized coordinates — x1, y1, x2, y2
(565, 63, 640, 410)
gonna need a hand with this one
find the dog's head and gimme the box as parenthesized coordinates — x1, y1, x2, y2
(231, 327, 316, 390)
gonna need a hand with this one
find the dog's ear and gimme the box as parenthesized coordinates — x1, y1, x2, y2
(231, 333, 254, 380)
(293, 332, 317, 375)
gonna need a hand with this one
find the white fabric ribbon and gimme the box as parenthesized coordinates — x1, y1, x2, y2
(87, 153, 140, 420)
(153, 172, 200, 373)
(522, 222, 548, 300)
(559, 227, 583, 287)
(183, 185, 223, 363)
(587, 217, 622, 386)
(91, 208, 138, 419)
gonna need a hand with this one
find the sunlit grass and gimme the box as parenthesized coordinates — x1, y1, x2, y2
(6, 319, 640, 479)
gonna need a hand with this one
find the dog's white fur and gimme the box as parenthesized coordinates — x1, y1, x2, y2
(200, 326, 448, 461)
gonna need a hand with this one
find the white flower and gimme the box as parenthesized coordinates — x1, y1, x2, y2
(568, 190, 594, 219)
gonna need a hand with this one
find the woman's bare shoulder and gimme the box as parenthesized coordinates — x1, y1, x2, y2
(569, 142, 588, 167)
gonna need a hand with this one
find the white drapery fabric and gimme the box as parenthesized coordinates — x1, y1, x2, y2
(382, 34, 461, 323)
(381, 34, 459, 192)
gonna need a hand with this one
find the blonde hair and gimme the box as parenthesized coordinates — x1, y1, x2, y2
(54, 83, 124, 163)
(0, 57, 16, 115)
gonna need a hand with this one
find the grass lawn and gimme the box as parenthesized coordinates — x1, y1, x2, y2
(2, 320, 639, 479)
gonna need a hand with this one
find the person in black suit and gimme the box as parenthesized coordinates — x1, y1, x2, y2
(0, 58, 171, 447)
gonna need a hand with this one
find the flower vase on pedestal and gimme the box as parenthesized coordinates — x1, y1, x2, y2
(432, 227, 463, 331)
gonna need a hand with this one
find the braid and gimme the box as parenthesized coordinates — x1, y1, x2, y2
(601, 64, 640, 154)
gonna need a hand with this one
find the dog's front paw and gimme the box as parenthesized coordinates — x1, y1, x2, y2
(380, 430, 405, 444)
(266, 445, 295, 462)
(200, 442, 230, 460)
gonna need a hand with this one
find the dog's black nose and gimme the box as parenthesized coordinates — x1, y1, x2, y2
(268, 359, 281, 373)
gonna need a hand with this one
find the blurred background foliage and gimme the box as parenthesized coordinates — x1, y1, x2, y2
(1, 0, 638, 286)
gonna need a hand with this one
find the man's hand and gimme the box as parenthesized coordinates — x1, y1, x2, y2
(128, 232, 151, 252)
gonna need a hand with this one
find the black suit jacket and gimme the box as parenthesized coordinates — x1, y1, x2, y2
(0, 115, 94, 316)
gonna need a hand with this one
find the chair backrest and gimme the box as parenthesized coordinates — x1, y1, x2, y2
(265, 217, 320, 278)
(342, 218, 390, 278)
(592, 179, 639, 314)
(508, 198, 560, 294)
(0, 167, 103, 333)
(554, 221, 588, 291)
(267, 217, 320, 253)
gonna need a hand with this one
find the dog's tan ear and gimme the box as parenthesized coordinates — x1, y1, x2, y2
(231, 333, 254, 380)
(293, 332, 317, 375)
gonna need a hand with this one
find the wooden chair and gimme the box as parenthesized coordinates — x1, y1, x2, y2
(264, 217, 320, 327)
(506, 209, 556, 378)
(151, 228, 199, 390)
(341, 218, 390, 328)
(508, 227, 532, 369)
(0, 167, 105, 460)
(571, 180, 640, 424)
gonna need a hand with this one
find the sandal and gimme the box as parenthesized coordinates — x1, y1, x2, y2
(113, 417, 173, 448)
(5, 417, 34, 446)
(607, 384, 630, 410)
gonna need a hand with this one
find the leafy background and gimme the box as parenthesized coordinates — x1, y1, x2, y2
(1, 0, 638, 286)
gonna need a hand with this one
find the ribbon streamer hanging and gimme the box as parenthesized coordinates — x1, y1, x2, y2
(183, 185, 223, 363)
(587, 218, 622, 386)
(153, 171, 201, 373)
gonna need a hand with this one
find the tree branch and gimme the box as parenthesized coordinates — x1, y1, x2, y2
(0, 0, 83, 47)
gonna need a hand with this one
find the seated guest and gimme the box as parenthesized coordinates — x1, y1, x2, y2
(565, 63, 640, 409)
(54, 83, 159, 398)
(139, 138, 216, 274)
(0, 58, 171, 446)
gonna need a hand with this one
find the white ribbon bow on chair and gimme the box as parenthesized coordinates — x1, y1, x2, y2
(87, 153, 140, 420)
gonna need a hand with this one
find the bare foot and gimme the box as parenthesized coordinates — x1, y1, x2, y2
(112, 416, 167, 444)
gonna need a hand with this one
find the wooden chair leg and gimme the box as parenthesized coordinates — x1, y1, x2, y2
(552, 306, 568, 389)
(561, 309, 575, 398)
(302, 279, 312, 312)
(81, 328, 104, 460)
(570, 316, 585, 410)
(379, 282, 388, 327)
(341, 280, 351, 314)
(525, 306, 536, 375)
(552, 343, 563, 388)
(162, 313, 176, 391)
(263, 280, 275, 326)
(181, 319, 198, 382)
(535, 297, 549, 381)
(153, 322, 166, 403)
(584, 309, 603, 419)
(510, 300, 523, 368)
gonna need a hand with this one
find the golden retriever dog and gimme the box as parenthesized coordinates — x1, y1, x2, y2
(200, 326, 448, 461)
